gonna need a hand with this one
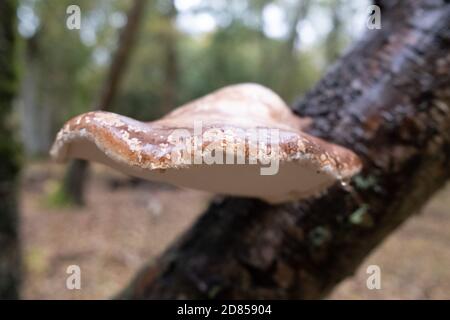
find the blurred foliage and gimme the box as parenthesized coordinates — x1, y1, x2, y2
(45, 180, 75, 208)
(14, 0, 368, 156)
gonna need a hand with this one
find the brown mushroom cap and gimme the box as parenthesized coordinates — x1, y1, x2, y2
(50, 83, 361, 203)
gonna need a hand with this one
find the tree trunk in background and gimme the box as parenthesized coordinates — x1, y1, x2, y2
(0, 0, 21, 299)
(120, 0, 450, 299)
(20, 33, 53, 157)
(278, 0, 310, 101)
(96, 0, 147, 111)
(161, 0, 178, 114)
(325, 0, 344, 64)
(62, 0, 147, 206)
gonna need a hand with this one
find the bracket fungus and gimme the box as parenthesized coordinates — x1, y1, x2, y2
(50, 83, 361, 203)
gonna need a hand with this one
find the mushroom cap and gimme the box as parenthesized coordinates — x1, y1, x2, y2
(50, 83, 361, 203)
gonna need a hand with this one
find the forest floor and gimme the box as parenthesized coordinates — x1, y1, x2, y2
(20, 162, 450, 299)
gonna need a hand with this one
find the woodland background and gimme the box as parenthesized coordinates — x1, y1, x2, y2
(1, 0, 449, 299)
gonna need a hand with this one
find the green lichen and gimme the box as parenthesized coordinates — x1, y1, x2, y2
(349, 204, 374, 227)
(308, 226, 331, 247)
(354, 174, 383, 193)
(208, 285, 222, 298)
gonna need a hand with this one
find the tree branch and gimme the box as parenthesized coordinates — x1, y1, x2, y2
(119, 0, 450, 299)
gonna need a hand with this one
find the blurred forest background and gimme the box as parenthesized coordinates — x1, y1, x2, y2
(17, 0, 367, 156)
(2, 0, 449, 299)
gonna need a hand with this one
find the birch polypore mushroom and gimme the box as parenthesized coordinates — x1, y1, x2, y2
(50, 83, 361, 203)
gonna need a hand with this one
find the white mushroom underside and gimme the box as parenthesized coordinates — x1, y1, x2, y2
(68, 138, 337, 204)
